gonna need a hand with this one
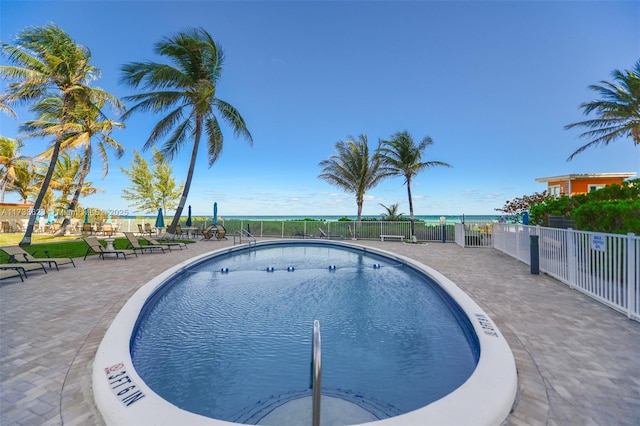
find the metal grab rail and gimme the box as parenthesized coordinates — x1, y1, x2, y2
(310, 320, 322, 426)
(233, 229, 256, 246)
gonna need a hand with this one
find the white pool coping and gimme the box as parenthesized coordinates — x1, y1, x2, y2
(93, 240, 517, 426)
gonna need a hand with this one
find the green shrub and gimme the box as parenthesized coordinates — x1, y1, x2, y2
(573, 200, 640, 234)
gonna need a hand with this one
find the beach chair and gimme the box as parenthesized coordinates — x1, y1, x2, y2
(144, 223, 157, 237)
(101, 223, 114, 236)
(201, 225, 217, 240)
(123, 232, 165, 254)
(216, 224, 227, 240)
(0, 263, 47, 278)
(82, 236, 137, 260)
(142, 236, 187, 251)
(0, 245, 76, 271)
(0, 268, 23, 282)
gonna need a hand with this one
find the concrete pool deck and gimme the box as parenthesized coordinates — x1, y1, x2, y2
(0, 238, 638, 425)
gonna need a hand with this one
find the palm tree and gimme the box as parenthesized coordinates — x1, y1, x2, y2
(48, 153, 101, 211)
(120, 27, 252, 235)
(378, 130, 452, 239)
(565, 61, 640, 160)
(0, 23, 108, 245)
(379, 202, 404, 221)
(0, 136, 28, 202)
(12, 163, 39, 203)
(23, 94, 124, 235)
(318, 134, 386, 220)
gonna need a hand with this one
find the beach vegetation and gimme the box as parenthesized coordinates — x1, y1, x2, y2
(24, 92, 125, 235)
(0, 23, 122, 245)
(565, 60, 640, 160)
(379, 202, 406, 221)
(318, 134, 386, 221)
(529, 179, 639, 233)
(378, 130, 452, 238)
(120, 27, 252, 236)
(121, 148, 183, 217)
(0, 136, 28, 202)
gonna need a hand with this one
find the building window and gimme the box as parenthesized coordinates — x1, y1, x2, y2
(588, 184, 605, 192)
(549, 185, 561, 197)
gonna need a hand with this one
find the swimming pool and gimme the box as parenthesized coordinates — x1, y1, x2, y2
(94, 240, 517, 425)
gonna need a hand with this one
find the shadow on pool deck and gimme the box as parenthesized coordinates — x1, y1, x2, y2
(0, 239, 638, 425)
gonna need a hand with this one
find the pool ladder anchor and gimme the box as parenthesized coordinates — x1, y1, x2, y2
(310, 320, 322, 426)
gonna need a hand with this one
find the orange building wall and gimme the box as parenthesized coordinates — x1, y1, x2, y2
(545, 177, 627, 196)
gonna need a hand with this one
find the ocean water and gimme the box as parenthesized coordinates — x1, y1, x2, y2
(122, 214, 499, 224)
(215, 214, 498, 223)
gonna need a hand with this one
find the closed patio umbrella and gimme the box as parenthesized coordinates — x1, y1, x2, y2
(106, 211, 112, 224)
(186, 205, 192, 227)
(84, 208, 89, 224)
(213, 202, 218, 225)
(155, 208, 165, 228)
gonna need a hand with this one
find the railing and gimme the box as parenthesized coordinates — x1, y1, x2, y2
(221, 220, 458, 242)
(232, 229, 256, 246)
(310, 320, 322, 426)
(493, 224, 639, 321)
(454, 222, 494, 247)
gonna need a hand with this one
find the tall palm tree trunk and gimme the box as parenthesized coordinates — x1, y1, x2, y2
(20, 142, 63, 245)
(407, 180, 415, 238)
(166, 128, 201, 236)
(20, 101, 70, 245)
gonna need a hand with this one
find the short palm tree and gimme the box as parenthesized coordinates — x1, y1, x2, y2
(378, 130, 452, 239)
(12, 163, 39, 203)
(565, 60, 640, 160)
(47, 153, 101, 211)
(0, 23, 110, 245)
(318, 134, 386, 220)
(379, 202, 404, 221)
(120, 27, 252, 235)
(0, 136, 28, 202)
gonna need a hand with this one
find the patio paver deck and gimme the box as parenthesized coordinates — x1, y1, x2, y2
(1, 239, 638, 425)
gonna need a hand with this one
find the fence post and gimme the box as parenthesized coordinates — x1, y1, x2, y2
(530, 235, 539, 274)
(567, 228, 576, 289)
(627, 233, 637, 319)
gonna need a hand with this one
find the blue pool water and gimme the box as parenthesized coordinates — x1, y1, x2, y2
(130, 243, 480, 423)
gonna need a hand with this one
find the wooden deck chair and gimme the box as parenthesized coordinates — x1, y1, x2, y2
(82, 236, 137, 260)
(215, 224, 227, 240)
(141, 236, 187, 251)
(0, 245, 75, 271)
(81, 223, 93, 235)
(123, 232, 165, 254)
(201, 225, 217, 240)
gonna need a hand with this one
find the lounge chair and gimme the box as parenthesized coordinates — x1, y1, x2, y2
(141, 236, 187, 251)
(81, 223, 93, 235)
(82, 236, 137, 260)
(144, 223, 157, 237)
(0, 263, 47, 278)
(216, 224, 227, 240)
(0, 245, 76, 271)
(123, 232, 165, 254)
(201, 225, 217, 240)
(101, 223, 114, 236)
(0, 269, 23, 282)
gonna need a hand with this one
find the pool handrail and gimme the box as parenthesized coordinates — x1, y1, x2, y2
(311, 320, 322, 426)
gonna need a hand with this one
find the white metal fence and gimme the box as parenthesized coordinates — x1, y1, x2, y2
(493, 224, 639, 321)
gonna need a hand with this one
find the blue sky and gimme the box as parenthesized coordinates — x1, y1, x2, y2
(1, 1, 639, 218)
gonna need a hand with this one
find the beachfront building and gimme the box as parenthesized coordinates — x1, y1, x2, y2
(535, 172, 637, 197)
(0, 202, 36, 232)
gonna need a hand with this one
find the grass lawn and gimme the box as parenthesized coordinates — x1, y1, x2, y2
(0, 233, 194, 263)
